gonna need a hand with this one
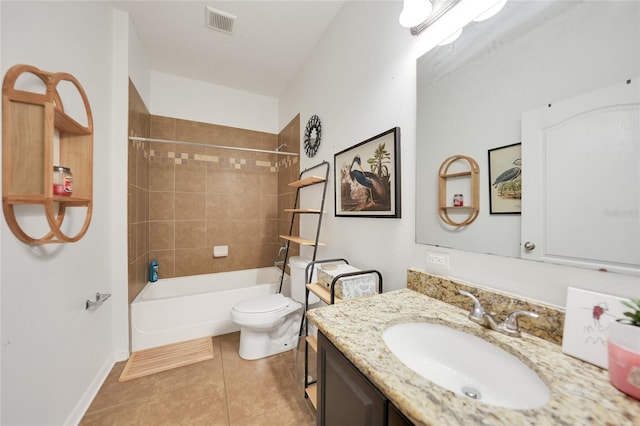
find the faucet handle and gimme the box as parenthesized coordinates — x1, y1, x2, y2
(503, 310, 539, 334)
(459, 290, 486, 324)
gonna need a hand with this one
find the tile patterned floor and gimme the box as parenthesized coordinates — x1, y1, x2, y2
(81, 333, 316, 425)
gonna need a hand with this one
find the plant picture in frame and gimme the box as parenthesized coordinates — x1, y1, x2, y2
(334, 127, 401, 218)
(488, 142, 522, 214)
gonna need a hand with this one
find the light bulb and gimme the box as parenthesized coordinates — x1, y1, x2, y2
(399, 0, 433, 28)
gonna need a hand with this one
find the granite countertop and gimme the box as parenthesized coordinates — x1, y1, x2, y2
(306, 289, 640, 426)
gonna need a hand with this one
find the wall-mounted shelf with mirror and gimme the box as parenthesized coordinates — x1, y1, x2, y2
(2, 64, 93, 244)
(415, 0, 639, 275)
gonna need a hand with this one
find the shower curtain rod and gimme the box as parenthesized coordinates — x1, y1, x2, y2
(128, 136, 299, 156)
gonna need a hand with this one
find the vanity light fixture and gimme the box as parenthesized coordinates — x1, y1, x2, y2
(399, 0, 433, 28)
(406, 0, 508, 37)
(407, 0, 461, 35)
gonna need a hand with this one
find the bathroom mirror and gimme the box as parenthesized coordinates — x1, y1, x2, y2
(415, 0, 640, 274)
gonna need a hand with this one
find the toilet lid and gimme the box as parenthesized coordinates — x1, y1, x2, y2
(234, 293, 290, 314)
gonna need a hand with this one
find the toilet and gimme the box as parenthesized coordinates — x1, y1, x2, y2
(231, 256, 319, 360)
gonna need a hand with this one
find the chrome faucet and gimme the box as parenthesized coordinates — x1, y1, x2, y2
(459, 290, 539, 337)
(274, 243, 288, 267)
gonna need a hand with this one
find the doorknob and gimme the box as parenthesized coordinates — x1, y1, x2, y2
(523, 241, 536, 250)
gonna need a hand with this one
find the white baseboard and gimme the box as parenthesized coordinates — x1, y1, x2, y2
(114, 349, 130, 362)
(64, 355, 116, 426)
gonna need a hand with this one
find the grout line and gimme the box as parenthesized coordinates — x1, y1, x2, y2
(218, 335, 233, 426)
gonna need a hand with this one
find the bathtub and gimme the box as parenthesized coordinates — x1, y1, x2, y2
(131, 267, 286, 352)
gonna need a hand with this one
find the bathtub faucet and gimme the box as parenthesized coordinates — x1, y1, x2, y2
(275, 243, 288, 267)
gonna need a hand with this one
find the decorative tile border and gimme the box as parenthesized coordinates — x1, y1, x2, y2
(142, 146, 281, 172)
(407, 268, 565, 345)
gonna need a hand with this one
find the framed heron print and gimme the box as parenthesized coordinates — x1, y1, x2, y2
(488, 142, 522, 214)
(334, 127, 401, 218)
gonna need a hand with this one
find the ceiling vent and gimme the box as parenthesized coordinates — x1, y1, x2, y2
(205, 6, 236, 35)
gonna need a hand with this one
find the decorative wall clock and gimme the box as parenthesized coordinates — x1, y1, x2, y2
(304, 114, 322, 157)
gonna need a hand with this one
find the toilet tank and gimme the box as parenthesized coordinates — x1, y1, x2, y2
(288, 256, 319, 304)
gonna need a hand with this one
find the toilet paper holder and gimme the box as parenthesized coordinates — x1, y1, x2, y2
(86, 292, 111, 310)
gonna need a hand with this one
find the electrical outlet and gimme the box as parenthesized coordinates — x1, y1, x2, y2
(426, 252, 450, 270)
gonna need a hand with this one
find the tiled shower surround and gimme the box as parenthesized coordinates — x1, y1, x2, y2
(127, 80, 300, 303)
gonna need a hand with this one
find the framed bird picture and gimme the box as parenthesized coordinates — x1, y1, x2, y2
(488, 142, 522, 214)
(334, 127, 401, 218)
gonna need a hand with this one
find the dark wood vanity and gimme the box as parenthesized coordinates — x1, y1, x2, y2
(317, 331, 412, 425)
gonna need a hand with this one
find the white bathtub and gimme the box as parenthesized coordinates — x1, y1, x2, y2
(131, 267, 286, 352)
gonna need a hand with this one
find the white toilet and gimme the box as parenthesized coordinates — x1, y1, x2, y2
(231, 256, 318, 360)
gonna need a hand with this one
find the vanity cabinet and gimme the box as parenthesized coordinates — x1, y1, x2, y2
(317, 331, 412, 426)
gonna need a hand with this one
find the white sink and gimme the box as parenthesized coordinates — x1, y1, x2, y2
(383, 322, 550, 410)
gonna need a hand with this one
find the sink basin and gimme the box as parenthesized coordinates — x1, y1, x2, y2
(383, 322, 550, 410)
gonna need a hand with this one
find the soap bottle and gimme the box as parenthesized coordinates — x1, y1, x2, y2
(149, 260, 159, 282)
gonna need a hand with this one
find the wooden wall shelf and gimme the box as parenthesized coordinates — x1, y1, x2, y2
(2, 64, 93, 244)
(438, 155, 479, 227)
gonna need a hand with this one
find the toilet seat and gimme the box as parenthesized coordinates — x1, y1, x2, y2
(233, 293, 290, 314)
(231, 294, 301, 328)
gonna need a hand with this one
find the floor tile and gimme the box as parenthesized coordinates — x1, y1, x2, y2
(80, 332, 315, 425)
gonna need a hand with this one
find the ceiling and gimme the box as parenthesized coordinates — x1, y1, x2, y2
(112, 1, 346, 98)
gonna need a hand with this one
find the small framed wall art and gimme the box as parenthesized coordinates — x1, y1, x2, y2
(488, 142, 522, 214)
(334, 127, 401, 218)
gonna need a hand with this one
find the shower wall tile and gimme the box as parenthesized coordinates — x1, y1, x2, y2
(260, 219, 279, 244)
(128, 79, 150, 304)
(206, 167, 235, 195)
(236, 195, 260, 221)
(229, 245, 260, 271)
(175, 162, 206, 193)
(136, 222, 149, 261)
(261, 133, 278, 151)
(137, 145, 150, 191)
(260, 171, 278, 196)
(149, 152, 175, 192)
(234, 220, 260, 245)
(206, 220, 235, 247)
(206, 194, 236, 221)
(261, 194, 278, 220)
(150, 115, 176, 140)
(129, 257, 148, 304)
(149, 221, 175, 251)
(144, 114, 298, 278)
(149, 192, 175, 221)
(260, 243, 281, 267)
(149, 249, 175, 279)
(175, 221, 206, 249)
(175, 248, 211, 276)
(236, 170, 260, 196)
(176, 122, 206, 144)
(135, 186, 149, 224)
(175, 193, 206, 221)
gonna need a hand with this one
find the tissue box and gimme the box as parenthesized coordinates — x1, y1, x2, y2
(317, 264, 377, 300)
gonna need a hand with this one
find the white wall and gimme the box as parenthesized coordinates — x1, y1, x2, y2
(150, 71, 279, 133)
(128, 14, 151, 108)
(0, 2, 122, 424)
(280, 1, 639, 307)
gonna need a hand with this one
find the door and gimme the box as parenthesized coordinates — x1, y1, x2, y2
(521, 78, 639, 274)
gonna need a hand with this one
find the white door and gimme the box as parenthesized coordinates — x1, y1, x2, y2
(521, 79, 639, 275)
